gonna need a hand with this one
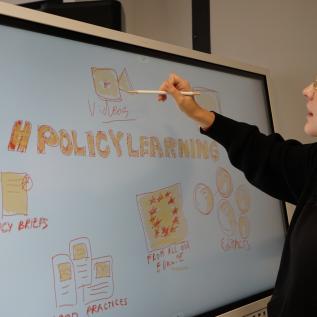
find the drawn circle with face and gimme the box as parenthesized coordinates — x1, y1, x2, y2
(216, 167, 233, 198)
(235, 184, 251, 213)
(193, 183, 214, 215)
(238, 215, 250, 239)
(217, 199, 237, 237)
(21, 174, 33, 192)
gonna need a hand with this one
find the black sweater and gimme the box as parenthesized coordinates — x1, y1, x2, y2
(201, 112, 317, 317)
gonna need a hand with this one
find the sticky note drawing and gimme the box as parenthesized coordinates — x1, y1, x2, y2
(72, 243, 88, 260)
(1, 172, 31, 217)
(58, 262, 72, 282)
(95, 260, 111, 278)
(137, 183, 188, 251)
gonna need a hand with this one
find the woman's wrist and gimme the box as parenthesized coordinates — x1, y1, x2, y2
(191, 107, 215, 130)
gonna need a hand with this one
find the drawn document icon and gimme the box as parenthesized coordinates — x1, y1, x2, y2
(84, 256, 114, 304)
(69, 237, 92, 288)
(52, 254, 77, 307)
(1, 172, 28, 216)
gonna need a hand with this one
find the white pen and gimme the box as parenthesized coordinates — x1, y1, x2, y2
(128, 90, 200, 96)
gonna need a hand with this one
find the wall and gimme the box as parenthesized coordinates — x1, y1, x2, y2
(210, 0, 317, 140)
(119, 0, 192, 48)
(210, 0, 317, 219)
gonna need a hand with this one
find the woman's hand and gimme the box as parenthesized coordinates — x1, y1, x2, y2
(158, 73, 215, 129)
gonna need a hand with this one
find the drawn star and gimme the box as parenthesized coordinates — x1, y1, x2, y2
(148, 206, 157, 215)
(172, 207, 178, 215)
(168, 196, 175, 205)
(149, 196, 157, 204)
(157, 193, 164, 202)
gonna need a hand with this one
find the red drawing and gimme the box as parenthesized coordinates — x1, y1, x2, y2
(137, 183, 188, 251)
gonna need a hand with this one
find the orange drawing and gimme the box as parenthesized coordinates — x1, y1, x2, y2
(90, 67, 135, 124)
(193, 183, 214, 215)
(216, 167, 233, 198)
(210, 165, 252, 247)
(7, 120, 32, 153)
(193, 87, 221, 113)
(91, 67, 134, 102)
(217, 199, 237, 237)
(84, 256, 114, 305)
(53, 237, 115, 310)
(235, 184, 251, 213)
(91, 67, 122, 102)
(52, 254, 77, 307)
(238, 215, 251, 239)
(69, 238, 92, 288)
(1, 172, 32, 217)
(118, 68, 134, 92)
(137, 183, 188, 251)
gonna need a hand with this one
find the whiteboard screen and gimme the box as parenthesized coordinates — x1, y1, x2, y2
(0, 12, 286, 317)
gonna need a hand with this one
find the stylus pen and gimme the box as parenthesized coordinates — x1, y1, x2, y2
(128, 90, 200, 96)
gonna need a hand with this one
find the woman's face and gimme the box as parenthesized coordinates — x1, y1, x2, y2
(303, 80, 317, 136)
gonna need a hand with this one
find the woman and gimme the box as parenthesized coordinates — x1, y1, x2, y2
(158, 73, 317, 317)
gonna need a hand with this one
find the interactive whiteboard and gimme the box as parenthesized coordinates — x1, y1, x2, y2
(0, 3, 286, 317)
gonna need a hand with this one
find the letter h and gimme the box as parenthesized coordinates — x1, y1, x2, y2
(8, 120, 32, 152)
